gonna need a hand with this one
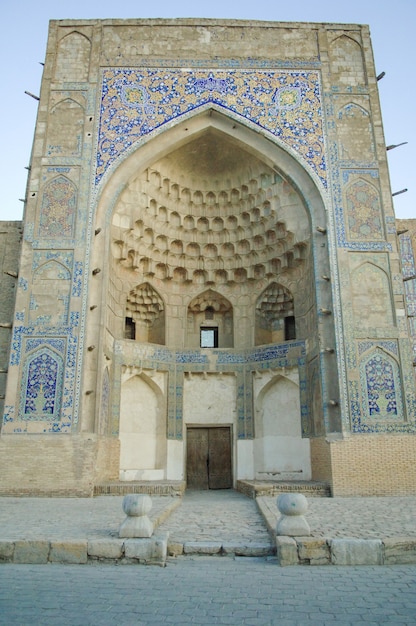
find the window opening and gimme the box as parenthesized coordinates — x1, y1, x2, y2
(125, 316, 136, 339)
(284, 316, 296, 341)
(200, 327, 218, 348)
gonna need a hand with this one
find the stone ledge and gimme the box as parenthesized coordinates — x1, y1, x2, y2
(1, 536, 415, 566)
(0, 533, 169, 566)
(275, 536, 416, 566)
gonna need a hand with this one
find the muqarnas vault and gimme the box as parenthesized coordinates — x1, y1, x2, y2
(1, 18, 416, 496)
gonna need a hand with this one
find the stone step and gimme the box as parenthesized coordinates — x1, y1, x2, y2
(170, 541, 275, 557)
(237, 479, 331, 498)
(94, 480, 186, 497)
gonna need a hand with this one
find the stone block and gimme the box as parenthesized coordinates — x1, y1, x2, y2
(0, 541, 14, 562)
(276, 536, 298, 566)
(183, 541, 222, 555)
(87, 539, 125, 560)
(49, 541, 88, 564)
(222, 542, 273, 557)
(168, 541, 184, 556)
(330, 539, 382, 565)
(124, 532, 168, 565)
(297, 537, 330, 565)
(383, 538, 416, 564)
(14, 540, 50, 564)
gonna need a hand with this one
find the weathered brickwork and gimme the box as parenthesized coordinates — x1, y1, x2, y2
(0, 19, 415, 496)
(312, 434, 416, 496)
(0, 222, 22, 419)
(0, 435, 119, 496)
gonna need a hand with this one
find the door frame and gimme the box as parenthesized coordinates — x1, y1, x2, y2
(185, 424, 234, 489)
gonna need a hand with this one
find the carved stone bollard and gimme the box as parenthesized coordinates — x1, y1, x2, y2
(276, 493, 311, 537)
(119, 494, 154, 538)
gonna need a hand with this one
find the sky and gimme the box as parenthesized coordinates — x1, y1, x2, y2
(1, 0, 414, 221)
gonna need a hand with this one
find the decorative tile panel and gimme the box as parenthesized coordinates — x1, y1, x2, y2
(97, 69, 326, 188)
(21, 348, 64, 421)
(353, 347, 408, 433)
(39, 176, 77, 238)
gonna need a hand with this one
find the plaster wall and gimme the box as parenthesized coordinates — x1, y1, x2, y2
(253, 368, 311, 480)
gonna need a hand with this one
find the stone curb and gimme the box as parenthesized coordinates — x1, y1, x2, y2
(274, 536, 416, 566)
(256, 497, 416, 566)
(0, 533, 169, 566)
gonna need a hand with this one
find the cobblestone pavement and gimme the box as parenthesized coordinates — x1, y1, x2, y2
(259, 495, 416, 539)
(1, 559, 416, 625)
(158, 489, 272, 546)
(1, 490, 416, 544)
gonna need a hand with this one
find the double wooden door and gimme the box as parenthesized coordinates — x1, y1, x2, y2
(186, 427, 232, 489)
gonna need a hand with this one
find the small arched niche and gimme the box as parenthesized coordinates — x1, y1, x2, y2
(125, 282, 165, 344)
(187, 289, 233, 348)
(255, 282, 295, 345)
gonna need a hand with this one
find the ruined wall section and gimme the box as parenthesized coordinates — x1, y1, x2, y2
(0, 222, 22, 419)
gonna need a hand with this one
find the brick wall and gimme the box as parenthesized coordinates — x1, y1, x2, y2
(0, 434, 119, 496)
(311, 434, 416, 496)
(310, 437, 333, 486)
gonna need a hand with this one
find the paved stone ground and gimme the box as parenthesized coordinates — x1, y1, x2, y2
(1, 490, 416, 544)
(259, 495, 416, 539)
(158, 489, 273, 554)
(1, 559, 416, 625)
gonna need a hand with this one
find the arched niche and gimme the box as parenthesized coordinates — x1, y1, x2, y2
(19, 347, 64, 422)
(337, 103, 374, 162)
(119, 372, 167, 480)
(329, 35, 365, 87)
(351, 262, 394, 328)
(92, 107, 336, 422)
(187, 289, 233, 348)
(253, 373, 311, 480)
(47, 99, 84, 157)
(359, 348, 404, 421)
(54, 32, 91, 82)
(125, 282, 165, 345)
(255, 282, 295, 346)
(345, 178, 383, 241)
(39, 175, 77, 237)
(30, 260, 71, 326)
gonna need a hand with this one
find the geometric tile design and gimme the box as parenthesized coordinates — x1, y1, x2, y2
(97, 68, 326, 188)
(358, 348, 404, 426)
(398, 234, 416, 279)
(335, 170, 392, 251)
(39, 176, 77, 238)
(404, 280, 416, 317)
(20, 348, 64, 422)
(345, 179, 383, 240)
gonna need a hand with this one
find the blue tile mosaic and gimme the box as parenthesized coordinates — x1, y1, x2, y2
(20, 348, 64, 422)
(353, 348, 406, 433)
(97, 69, 326, 189)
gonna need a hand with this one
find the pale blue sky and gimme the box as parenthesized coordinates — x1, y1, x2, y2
(1, 0, 414, 220)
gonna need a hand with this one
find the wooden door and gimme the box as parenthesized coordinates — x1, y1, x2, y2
(186, 427, 232, 489)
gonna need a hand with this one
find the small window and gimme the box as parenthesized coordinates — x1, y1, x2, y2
(125, 316, 136, 340)
(200, 327, 218, 348)
(284, 316, 296, 341)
